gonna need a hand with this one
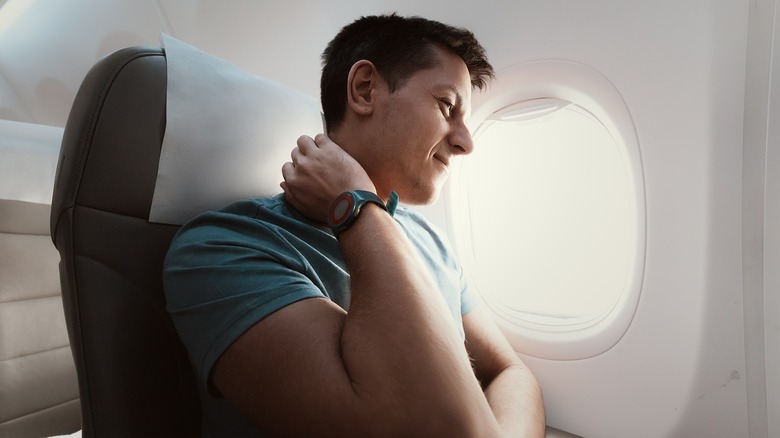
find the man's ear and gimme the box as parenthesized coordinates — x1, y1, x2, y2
(347, 60, 382, 116)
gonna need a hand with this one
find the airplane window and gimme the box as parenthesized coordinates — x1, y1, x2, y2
(450, 62, 645, 360)
(465, 101, 631, 320)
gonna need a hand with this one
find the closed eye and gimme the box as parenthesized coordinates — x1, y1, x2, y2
(438, 98, 455, 118)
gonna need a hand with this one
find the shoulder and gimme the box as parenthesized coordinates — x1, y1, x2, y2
(169, 194, 322, 249)
(164, 195, 310, 285)
(394, 206, 441, 238)
(164, 194, 342, 285)
(394, 206, 453, 258)
(173, 195, 279, 234)
(180, 194, 291, 231)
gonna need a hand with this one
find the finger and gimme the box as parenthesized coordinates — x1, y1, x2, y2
(313, 133, 330, 146)
(290, 147, 303, 165)
(281, 182, 298, 206)
(281, 161, 294, 182)
(297, 135, 316, 155)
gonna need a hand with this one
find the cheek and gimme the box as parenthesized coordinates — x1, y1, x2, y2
(379, 104, 443, 164)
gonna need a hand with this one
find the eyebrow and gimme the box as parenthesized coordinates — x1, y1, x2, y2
(437, 84, 463, 105)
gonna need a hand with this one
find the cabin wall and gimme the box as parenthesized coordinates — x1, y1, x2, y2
(745, 0, 780, 437)
(765, 3, 780, 432)
(0, 0, 775, 436)
(430, 1, 769, 436)
(0, 0, 164, 126)
(431, 2, 751, 436)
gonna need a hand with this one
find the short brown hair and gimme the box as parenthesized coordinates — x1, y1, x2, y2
(320, 13, 494, 131)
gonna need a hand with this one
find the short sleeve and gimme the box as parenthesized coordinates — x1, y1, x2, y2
(163, 199, 345, 390)
(459, 265, 480, 315)
(393, 207, 478, 338)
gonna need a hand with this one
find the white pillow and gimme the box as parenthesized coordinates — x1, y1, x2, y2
(150, 34, 324, 225)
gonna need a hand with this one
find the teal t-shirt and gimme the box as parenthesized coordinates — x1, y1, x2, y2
(163, 194, 478, 435)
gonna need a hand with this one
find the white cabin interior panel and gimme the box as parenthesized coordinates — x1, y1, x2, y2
(0, 1, 776, 437)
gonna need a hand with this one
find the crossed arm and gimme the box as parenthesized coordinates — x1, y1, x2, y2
(211, 134, 545, 436)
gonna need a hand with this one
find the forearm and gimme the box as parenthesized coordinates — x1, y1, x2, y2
(483, 364, 546, 437)
(338, 205, 498, 434)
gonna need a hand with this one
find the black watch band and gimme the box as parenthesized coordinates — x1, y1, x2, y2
(327, 190, 397, 236)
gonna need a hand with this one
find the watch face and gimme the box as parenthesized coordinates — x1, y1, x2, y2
(328, 192, 354, 226)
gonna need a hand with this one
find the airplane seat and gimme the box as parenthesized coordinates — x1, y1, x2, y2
(50, 46, 201, 437)
(0, 121, 80, 436)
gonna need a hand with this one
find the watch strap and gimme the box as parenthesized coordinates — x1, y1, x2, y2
(328, 190, 398, 236)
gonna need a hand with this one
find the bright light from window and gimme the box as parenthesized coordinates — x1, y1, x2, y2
(461, 103, 635, 323)
(452, 61, 644, 359)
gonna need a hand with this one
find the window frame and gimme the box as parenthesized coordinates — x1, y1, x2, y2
(447, 60, 646, 360)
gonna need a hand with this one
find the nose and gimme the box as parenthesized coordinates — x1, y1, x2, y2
(449, 122, 474, 156)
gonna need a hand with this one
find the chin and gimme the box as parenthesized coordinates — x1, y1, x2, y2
(401, 186, 441, 206)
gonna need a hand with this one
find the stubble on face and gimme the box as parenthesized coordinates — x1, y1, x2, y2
(369, 52, 471, 206)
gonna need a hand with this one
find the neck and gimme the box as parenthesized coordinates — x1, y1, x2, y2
(328, 121, 393, 203)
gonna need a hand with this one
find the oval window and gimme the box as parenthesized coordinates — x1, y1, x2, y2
(449, 61, 645, 359)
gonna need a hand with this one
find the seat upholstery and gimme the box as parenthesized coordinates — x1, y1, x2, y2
(50, 46, 201, 437)
(0, 118, 79, 436)
(0, 199, 80, 436)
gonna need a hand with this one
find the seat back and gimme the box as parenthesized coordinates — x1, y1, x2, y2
(50, 46, 201, 437)
(1, 119, 80, 435)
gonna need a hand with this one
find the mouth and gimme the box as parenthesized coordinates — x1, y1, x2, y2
(433, 153, 450, 170)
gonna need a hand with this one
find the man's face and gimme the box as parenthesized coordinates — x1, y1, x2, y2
(363, 47, 474, 205)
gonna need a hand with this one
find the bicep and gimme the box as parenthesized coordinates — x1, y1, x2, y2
(212, 296, 363, 435)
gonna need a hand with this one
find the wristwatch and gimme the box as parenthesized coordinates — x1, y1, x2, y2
(328, 190, 397, 236)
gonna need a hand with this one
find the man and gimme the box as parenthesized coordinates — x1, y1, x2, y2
(165, 13, 545, 436)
